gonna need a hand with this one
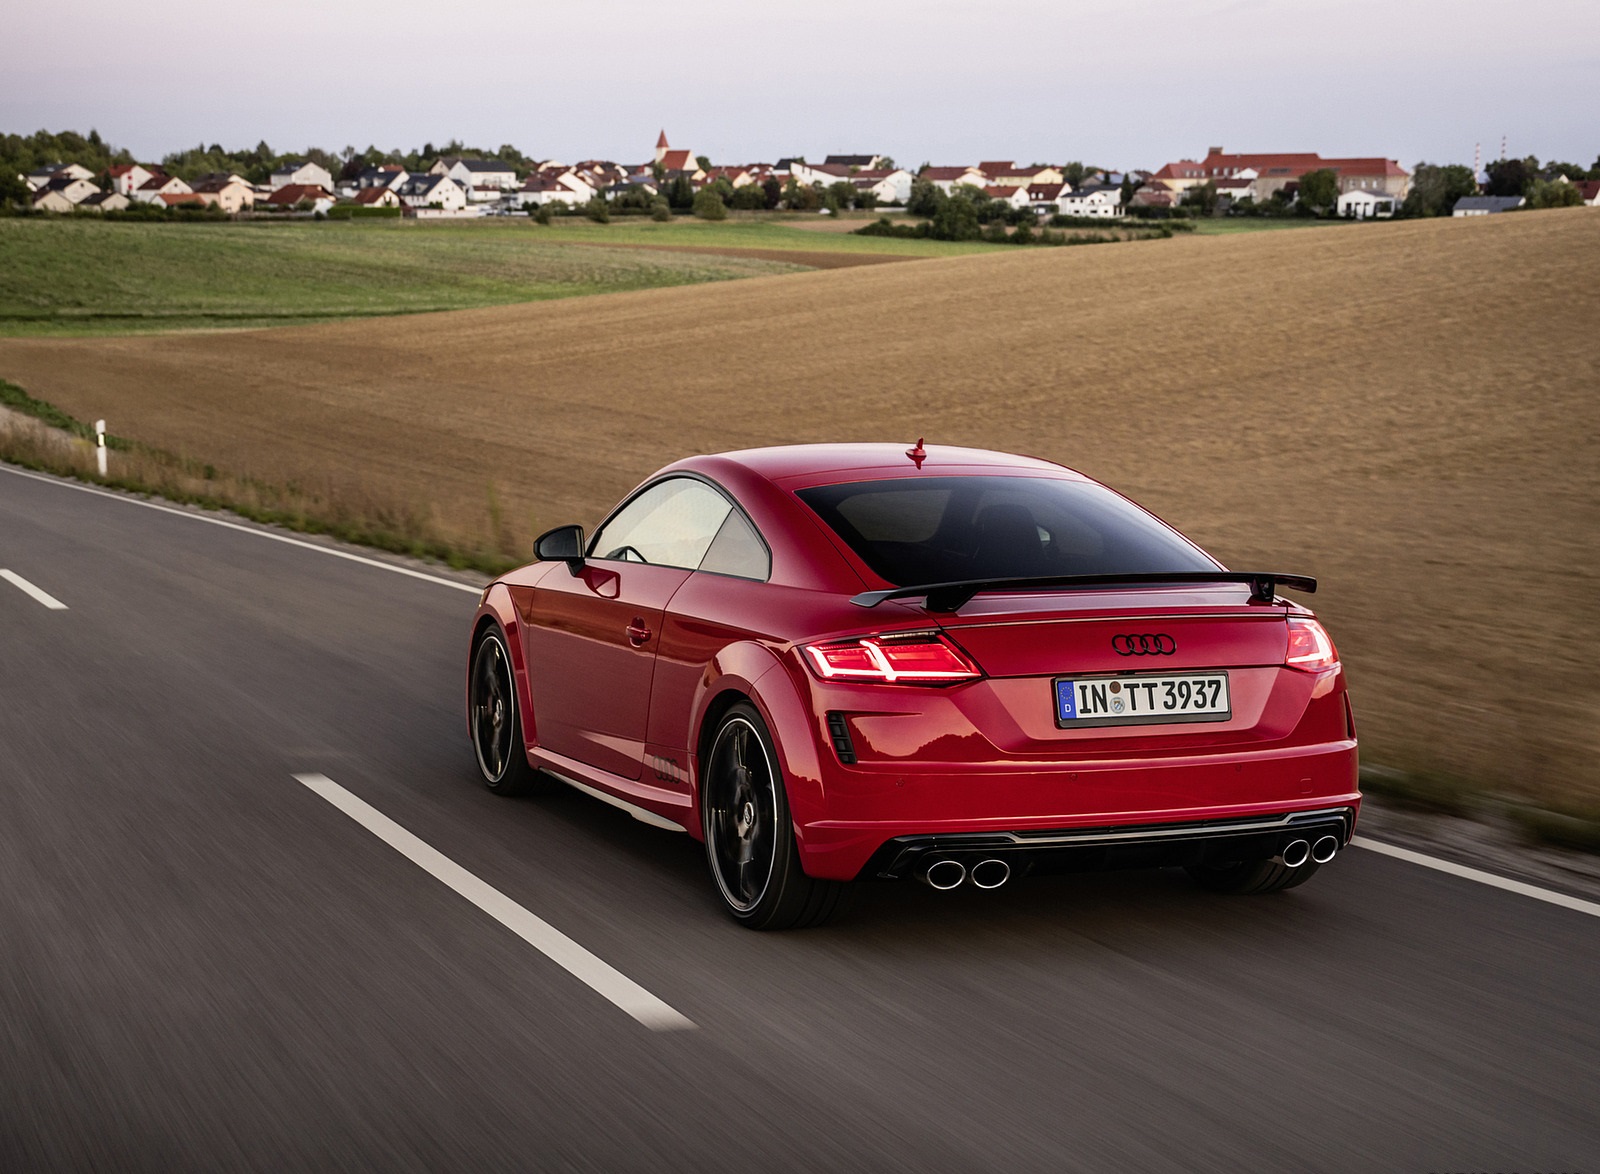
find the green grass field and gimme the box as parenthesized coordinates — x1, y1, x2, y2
(523, 215, 1007, 256)
(1189, 217, 1351, 234)
(0, 218, 823, 336)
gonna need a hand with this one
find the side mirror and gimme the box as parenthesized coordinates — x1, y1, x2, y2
(534, 524, 586, 573)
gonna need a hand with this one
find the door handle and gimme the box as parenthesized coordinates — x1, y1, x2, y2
(625, 619, 651, 647)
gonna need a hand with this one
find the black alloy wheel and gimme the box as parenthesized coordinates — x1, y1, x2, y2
(702, 702, 847, 930)
(470, 629, 541, 796)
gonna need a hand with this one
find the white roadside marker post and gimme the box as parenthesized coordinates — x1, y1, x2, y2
(95, 419, 106, 477)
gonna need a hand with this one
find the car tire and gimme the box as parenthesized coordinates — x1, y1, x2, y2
(469, 628, 542, 797)
(1185, 857, 1320, 895)
(702, 702, 847, 930)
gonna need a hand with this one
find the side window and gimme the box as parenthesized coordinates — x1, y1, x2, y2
(699, 508, 770, 580)
(590, 478, 732, 571)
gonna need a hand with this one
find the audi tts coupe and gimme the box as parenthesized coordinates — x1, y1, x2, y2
(466, 443, 1358, 929)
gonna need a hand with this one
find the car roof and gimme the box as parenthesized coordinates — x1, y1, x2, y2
(668, 443, 1086, 490)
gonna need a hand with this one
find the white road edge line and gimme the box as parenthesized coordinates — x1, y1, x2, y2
(0, 463, 481, 595)
(292, 772, 696, 1032)
(1356, 838, 1600, 919)
(0, 568, 68, 609)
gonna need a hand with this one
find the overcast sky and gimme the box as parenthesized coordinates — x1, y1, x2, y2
(7, 0, 1597, 169)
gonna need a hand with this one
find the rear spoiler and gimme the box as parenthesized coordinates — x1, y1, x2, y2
(849, 571, 1318, 612)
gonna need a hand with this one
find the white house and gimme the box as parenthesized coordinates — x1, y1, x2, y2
(920, 166, 989, 193)
(982, 184, 1032, 211)
(131, 174, 193, 204)
(1026, 182, 1069, 214)
(399, 174, 467, 211)
(1055, 187, 1124, 217)
(33, 175, 100, 206)
(851, 168, 912, 204)
(106, 164, 155, 195)
(1336, 188, 1398, 219)
(515, 172, 595, 208)
(271, 160, 335, 191)
(445, 159, 518, 201)
(26, 163, 94, 190)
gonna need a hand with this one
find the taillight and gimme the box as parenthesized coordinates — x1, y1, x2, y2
(802, 632, 981, 685)
(1285, 618, 1339, 672)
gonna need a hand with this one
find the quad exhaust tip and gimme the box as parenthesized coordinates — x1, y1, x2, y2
(1281, 839, 1311, 869)
(1311, 835, 1339, 864)
(924, 859, 966, 891)
(970, 859, 1011, 890)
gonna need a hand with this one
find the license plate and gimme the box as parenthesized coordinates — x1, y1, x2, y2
(1054, 672, 1231, 728)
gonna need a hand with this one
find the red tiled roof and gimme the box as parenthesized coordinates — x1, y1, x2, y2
(265, 184, 330, 205)
(352, 187, 396, 204)
(921, 166, 982, 181)
(1154, 151, 1409, 182)
(1027, 183, 1065, 200)
(1574, 180, 1600, 201)
(157, 193, 205, 206)
(659, 149, 694, 171)
(657, 130, 669, 149)
(978, 161, 1014, 174)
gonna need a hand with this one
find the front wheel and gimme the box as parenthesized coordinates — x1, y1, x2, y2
(702, 703, 847, 930)
(469, 628, 542, 796)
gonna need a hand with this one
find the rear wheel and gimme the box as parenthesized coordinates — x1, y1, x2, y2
(1186, 858, 1320, 895)
(469, 628, 542, 797)
(702, 703, 846, 930)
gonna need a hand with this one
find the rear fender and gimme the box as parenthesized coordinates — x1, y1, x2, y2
(469, 585, 538, 750)
(690, 643, 826, 850)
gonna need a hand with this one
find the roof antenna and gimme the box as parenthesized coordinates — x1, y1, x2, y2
(906, 437, 927, 468)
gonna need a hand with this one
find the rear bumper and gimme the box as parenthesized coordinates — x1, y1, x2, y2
(857, 805, 1355, 882)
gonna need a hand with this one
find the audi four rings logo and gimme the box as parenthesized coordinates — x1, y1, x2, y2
(1112, 633, 1177, 656)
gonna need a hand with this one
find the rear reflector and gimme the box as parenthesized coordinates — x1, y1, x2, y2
(803, 633, 981, 685)
(1285, 618, 1339, 672)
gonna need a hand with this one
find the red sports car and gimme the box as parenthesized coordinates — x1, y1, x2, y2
(467, 443, 1358, 929)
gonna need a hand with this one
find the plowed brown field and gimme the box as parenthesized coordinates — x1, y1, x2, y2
(2, 209, 1597, 804)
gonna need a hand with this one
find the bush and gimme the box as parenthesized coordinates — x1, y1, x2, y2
(584, 198, 609, 223)
(650, 200, 671, 222)
(692, 188, 727, 220)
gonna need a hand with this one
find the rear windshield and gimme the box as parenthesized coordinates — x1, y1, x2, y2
(796, 476, 1218, 586)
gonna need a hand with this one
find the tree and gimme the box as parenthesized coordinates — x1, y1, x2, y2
(584, 197, 610, 223)
(666, 175, 695, 210)
(761, 176, 783, 209)
(0, 171, 30, 207)
(1061, 161, 1089, 188)
(1527, 179, 1583, 209)
(1484, 157, 1535, 198)
(650, 200, 671, 222)
(782, 179, 821, 211)
(728, 183, 768, 211)
(692, 188, 727, 220)
(929, 194, 981, 241)
(1400, 163, 1478, 217)
(1179, 180, 1218, 216)
(825, 180, 855, 213)
(695, 155, 711, 173)
(906, 178, 945, 217)
(1298, 168, 1339, 212)
(1545, 161, 1589, 181)
(878, 156, 896, 171)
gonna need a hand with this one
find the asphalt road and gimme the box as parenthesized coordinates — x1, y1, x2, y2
(3, 463, 1598, 1173)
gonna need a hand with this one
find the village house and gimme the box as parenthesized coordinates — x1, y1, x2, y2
(823, 154, 884, 170)
(1055, 187, 1124, 217)
(357, 164, 408, 190)
(131, 173, 192, 203)
(270, 160, 335, 191)
(350, 186, 401, 208)
(106, 163, 155, 195)
(982, 184, 1031, 211)
(434, 158, 518, 201)
(31, 188, 78, 212)
(1128, 179, 1178, 209)
(1026, 182, 1069, 214)
(192, 176, 255, 213)
(1335, 188, 1397, 219)
(1452, 195, 1524, 216)
(652, 132, 705, 181)
(920, 165, 989, 193)
(850, 168, 913, 204)
(1149, 148, 1410, 201)
(1572, 180, 1600, 206)
(25, 162, 95, 191)
(398, 173, 466, 211)
(77, 190, 130, 212)
(980, 162, 1066, 188)
(516, 170, 595, 208)
(263, 184, 335, 213)
(32, 174, 100, 207)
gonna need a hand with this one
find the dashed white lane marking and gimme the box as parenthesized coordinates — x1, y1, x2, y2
(0, 464, 481, 595)
(1, 569, 68, 609)
(293, 772, 696, 1032)
(1356, 838, 1600, 919)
